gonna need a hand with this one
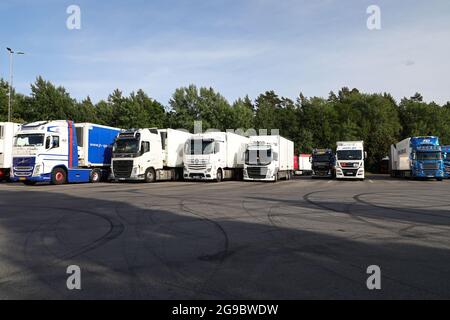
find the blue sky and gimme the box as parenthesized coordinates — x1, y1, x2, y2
(1, 0, 449, 105)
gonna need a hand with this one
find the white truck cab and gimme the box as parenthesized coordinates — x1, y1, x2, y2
(0, 122, 21, 181)
(244, 135, 294, 182)
(335, 141, 366, 180)
(112, 128, 191, 182)
(183, 132, 248, 182)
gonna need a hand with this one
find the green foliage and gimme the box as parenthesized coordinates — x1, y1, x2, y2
(0, 77, 449, 173)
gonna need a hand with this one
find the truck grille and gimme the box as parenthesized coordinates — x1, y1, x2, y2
(113, 160, 133, 178)
(187, 159, 208, 171)
(423, 163, 439, 170)
(14, 171, 32, 177)
(247, 167, 268, 179)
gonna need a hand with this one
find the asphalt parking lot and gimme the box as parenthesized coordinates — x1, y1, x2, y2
(0, 175, 449, 299)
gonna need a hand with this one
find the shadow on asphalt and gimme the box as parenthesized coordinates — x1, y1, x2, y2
(0, 188, 449, 300)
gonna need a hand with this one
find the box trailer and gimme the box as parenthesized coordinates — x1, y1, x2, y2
(11, 121, 121, 185)
(390, 137, 444, 180)
(244, 135, 294, 182)
(0, 122, 21, 181)
(296, 154, 313, 176)
(112, 128, 191, 182)
(183, 132, 248, 182)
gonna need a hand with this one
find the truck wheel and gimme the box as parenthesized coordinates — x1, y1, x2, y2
(90, 169, 102, 183)
(51, 168, 67, 185)
(144, 168, 156, 183)
(216, 169, 223, 183)
(437, 178, 443, 182)
(273, 173, 279, 183)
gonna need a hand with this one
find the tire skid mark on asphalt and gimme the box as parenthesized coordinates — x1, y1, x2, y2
(180, 199, 233, 299)
(31, 205, 125, 296)
(115, 200, 191, 299)
(301, 191, 445, 297)
(354, 193, 450, 223)
(0, 204, 125, 292)
(115, 199, 229, 298)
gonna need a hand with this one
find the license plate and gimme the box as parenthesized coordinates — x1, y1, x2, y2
(19, 178, 26, 181)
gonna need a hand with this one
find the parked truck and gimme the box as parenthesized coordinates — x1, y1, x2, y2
(390, 137, 444, 180)
(111, 128, 191, 182)
(11, 121, 121, 185)
(296, 154, 313, 176)
(442, 146, 450, 178)
(244, 135, 294, 182)
(335, 141, 366, 180)
(183, 132, 248, 182)
(0, 122, 21, 181)
(311, 149, 335, 178)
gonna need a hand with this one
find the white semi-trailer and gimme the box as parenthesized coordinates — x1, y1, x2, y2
(335, 141, 366, 180)
(183, 132, 248, 182)
(0, 122, 21, 181)
(244, 135, 294, 182)
(112, 128, 191, 182)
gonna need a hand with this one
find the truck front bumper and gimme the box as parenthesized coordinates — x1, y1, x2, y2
(413, 170, 444, 179)
(183, 170, 215, 181)
(336, 168, 365, 179)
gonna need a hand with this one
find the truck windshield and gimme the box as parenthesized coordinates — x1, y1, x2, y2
(114, 139, 140, 153)
(245, 149, 273, 165)
(14, 134, 45, 147)
(186, 140, 215, 155)
(337, 150, 362, 161)
(416, 152, 442, 161)
(313, 155, 331, 162)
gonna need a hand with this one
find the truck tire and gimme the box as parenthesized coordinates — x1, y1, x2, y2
(90, 169, 102, 183)
(216, 169, 223, 183)
(437, 178, 443, 182)
(144, 168, 156, 183)
(51, 168, 67, 185)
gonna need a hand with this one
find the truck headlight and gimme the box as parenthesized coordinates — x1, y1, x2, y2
(33, 164, 42, 176)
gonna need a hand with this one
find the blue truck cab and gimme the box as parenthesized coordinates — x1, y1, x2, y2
(391, 136, 444, 180)
(410, 137, 444, 179)
(442, 145, 450, 178)
(11, 121, 121, 185)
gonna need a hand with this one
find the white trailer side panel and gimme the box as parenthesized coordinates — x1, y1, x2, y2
(299, 155, 312, 171)
(278, 136, 294, 171)
(391, 138, 411, 171)
(0, 123, 21, 169)
(164, 129, 192, 168)
(225, 132, 248, 168)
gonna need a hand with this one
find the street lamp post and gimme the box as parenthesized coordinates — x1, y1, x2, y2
(6, 48, 25, 122)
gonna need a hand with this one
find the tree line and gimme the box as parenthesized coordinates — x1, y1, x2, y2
(1, 76, 450, 172)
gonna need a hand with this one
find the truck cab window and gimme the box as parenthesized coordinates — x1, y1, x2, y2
(46, 136, 60, 149)
(215, 142, 221, 154)
(141, 141, 150, 154)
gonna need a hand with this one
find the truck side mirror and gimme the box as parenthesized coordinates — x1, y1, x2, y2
(273, 152, 279, 161)
(309, 157, 312, 163)
(364, 152, 368, 159)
